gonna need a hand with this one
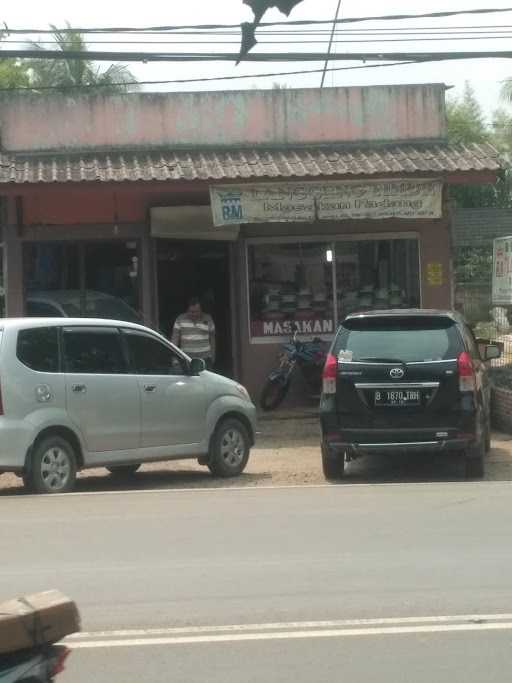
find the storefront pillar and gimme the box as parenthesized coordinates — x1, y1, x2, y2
(2, 196, 24, 317)
(140, 228, 156, 328)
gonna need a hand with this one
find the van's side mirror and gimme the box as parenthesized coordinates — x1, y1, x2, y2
(189, 358, 206, 375)
(484, 345, 501, 361)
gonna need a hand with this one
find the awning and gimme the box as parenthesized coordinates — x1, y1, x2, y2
(0, 142, 502, 185)
(150, 206, 239, 241)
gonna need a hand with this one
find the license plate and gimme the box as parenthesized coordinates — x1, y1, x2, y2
(374, 390, 421, 407)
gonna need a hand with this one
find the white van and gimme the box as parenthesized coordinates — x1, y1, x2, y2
(0, 318, 257, 494)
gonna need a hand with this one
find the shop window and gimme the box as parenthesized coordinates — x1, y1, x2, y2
(248, 242, 335, 340)
(248, 238, 420, 341)
(335, 239, 420, 320)
(23, 242, 141, 324)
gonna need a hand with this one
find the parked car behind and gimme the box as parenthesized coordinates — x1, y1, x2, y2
(320, 309, 500, 480)
(0, 318, 256, 493)
(26, 290, 142, 324)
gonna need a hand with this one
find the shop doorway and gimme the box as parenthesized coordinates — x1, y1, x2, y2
(156, 240, 234, 377)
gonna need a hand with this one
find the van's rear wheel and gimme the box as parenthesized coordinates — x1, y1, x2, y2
(26, 436, 77, 494)
(321, 443, 345, 481)
(208, 419, 250, 478)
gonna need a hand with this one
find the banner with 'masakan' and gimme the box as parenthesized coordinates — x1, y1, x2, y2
(210, 179, 443, 226)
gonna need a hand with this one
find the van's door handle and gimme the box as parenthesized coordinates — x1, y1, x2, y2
(144, 384, 157, 393)
(71, 384, 87, 394)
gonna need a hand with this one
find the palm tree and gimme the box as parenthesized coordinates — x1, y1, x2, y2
(0, 31, 31, 88)
(28, 23, 139, 94)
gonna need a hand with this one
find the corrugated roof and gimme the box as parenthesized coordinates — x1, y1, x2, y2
(0, 142, 502, 185)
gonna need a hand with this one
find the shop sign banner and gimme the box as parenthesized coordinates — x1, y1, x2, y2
(251, 318, 334, 338)
(492, 236, 512, 305)
(210, 179, 443, 226)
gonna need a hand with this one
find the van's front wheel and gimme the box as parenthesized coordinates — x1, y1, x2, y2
(26, 436, 77, 494)
(208, 419, 250, 478)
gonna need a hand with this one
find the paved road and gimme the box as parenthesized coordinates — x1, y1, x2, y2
(2, 483, 512, 681)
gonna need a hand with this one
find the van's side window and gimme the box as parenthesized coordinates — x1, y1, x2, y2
(124, 331, 188, 376)
(63, 328, 127, 374)
(17, 327, 59, 372)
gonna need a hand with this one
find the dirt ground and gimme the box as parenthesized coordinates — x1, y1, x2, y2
(1, 413, 512, 496)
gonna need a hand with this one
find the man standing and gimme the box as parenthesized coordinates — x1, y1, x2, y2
(172, 297, 216, 369)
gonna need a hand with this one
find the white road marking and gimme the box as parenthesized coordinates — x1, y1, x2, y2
(9, 479, 510, 500)
(69, 613, 512, 640)
(68, 621, 512, 649)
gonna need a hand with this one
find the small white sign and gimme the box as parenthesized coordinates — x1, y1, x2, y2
(493, 236, 512, 305)
(338, 350, 353, 363)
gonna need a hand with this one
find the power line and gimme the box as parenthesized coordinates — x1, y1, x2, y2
(2, 48, 512, 63)
(2, 6, 512, 34)
(0, 60, 425, 92)
(6, 34, 512, 47)
(321, 0, 342, 87)
(9, 25, 512, 37)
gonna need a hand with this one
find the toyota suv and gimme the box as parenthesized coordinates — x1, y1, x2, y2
(320, 310, 501, 480)
(0, 318, 256, 494)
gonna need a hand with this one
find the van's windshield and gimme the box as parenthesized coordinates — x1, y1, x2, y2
(334, 316, 464, 363)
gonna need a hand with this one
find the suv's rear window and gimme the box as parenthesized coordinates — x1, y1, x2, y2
(334, 316, 463, 363)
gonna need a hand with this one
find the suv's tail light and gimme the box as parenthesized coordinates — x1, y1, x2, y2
(458, 351, 476, 392)
(322, 353, 337, 394)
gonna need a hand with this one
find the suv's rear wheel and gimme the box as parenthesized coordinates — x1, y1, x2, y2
(485, 418, 492, 453)
(465, 439, 485, 479)
(107, 464, 141, 477)
(208, 418, 250, 478)
(321, 443, 345, 481)
(26, 436, 77, 494)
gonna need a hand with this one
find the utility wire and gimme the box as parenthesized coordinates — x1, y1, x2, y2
(321, 0, 342, 87)
(0, 60, 424, 92)
(2, 6, 512, 34)
(6, 34, 512, 46)
(2, 49, 512, 62)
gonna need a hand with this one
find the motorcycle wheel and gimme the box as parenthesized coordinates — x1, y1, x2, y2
(260, 377, 290, 411)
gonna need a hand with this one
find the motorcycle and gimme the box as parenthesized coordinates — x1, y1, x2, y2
(260, 328, 327, 411)
(0, 645, 70, 683)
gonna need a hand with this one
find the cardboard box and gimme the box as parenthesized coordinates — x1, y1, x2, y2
(0, 590, 81, 655)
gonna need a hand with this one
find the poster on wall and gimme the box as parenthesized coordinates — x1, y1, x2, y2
(426, 262, 444, 286)
(492, 236, 512, 305)
(210, 179, 443, 226)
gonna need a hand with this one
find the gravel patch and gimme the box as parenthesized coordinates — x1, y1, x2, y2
(1, 418, 512, 495)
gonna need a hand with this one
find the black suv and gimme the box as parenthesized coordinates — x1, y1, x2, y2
(320, 309, 501, 480)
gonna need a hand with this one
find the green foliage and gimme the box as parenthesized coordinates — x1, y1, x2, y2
(0, 59, 30, 88)
(454, 247, 493, 283)
(0, 29, 30, 88)
(25, 23, 138, 93)
(447, 81, 512, 209)
(446, 82, 489, 146)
